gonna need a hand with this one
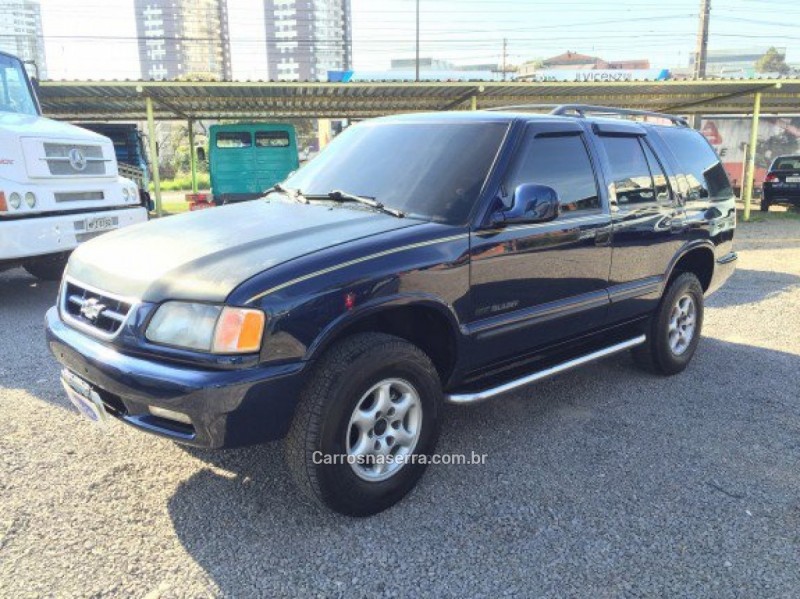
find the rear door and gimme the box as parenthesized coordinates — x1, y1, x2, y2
(592, 126, 686, 321)
(210, 129, 255, 198)
(466, 120, 612, 370)
(253, 127, 300, 191)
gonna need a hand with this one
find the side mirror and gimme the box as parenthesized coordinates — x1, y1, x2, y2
(492, 183, 560, 226)
(196, 146, 206, 162)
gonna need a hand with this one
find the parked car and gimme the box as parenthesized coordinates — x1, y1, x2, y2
(206, 123, 299, 205)
(46, 106, 737, 516)
(0, 51, 147, 280)
(761, 154, 800, 211)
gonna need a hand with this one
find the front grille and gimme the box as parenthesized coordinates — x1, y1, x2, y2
(43, 143, 106, 176)
(62, 281, 134, 337)
(55, 191, 105, 202)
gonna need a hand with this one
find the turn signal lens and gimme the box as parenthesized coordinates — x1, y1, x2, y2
(212, 307, 265, 353)
(0, 192, 6, 211)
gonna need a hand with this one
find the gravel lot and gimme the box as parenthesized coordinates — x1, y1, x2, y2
(1, 216, 799, 598)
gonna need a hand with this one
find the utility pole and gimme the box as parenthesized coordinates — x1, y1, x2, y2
(691, 0, 711, 128)
(415, 0, 420, 82)
(502, 38, 508, 81)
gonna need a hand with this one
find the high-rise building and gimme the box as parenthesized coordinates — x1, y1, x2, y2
(263, 0, 351, 81)
(134, 0, 232, 81)
(0, 0, 47, 79)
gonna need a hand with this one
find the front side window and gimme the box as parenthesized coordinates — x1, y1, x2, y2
(599, 136, 656, 205)
(283, 120, 509, 224)
(0, 54, 38, 116)
(216, 132, 252, 148)
(502, 132, 601, 213)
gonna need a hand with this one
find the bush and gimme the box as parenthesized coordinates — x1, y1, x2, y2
(150, 173, 211, 192)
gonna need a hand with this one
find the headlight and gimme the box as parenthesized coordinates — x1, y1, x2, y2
(24, 192, 36, 208)
(122, 187, 129, 199)
(145, 302, 265, 354)
(9, 192, 21, 209)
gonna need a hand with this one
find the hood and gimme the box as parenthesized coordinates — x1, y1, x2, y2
(66, 198, 421, 303)
(0, 112, 109, 141)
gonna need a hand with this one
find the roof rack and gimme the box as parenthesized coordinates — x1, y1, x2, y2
(485, 103, 688, 127)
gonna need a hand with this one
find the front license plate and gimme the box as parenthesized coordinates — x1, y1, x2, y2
(85, 216, 116, 233)
(60, 369, 108, 424)
(786, 176, 800, 183)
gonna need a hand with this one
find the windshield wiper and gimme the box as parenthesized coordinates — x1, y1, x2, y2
(263, 183, 308, 204)
(325, 189, 405, 218)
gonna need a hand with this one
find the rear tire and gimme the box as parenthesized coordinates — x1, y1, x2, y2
(760, 196, 771, 212)
(632, 272, 704, 375)
(285, 333, 442, 516)
(23, 252, 70, 281)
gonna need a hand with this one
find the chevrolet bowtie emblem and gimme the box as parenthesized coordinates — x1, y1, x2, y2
(79, 297, 106, 321)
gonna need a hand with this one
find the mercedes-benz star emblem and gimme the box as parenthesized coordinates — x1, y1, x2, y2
(79, 298, 106, 322)
(68, 148, 87, 171)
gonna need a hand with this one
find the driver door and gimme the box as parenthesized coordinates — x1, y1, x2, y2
(466, 121, 612, 370)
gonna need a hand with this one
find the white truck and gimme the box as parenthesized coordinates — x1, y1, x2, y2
(0, 51, 147, 280)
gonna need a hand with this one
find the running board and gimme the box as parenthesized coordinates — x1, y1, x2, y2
(445, 335, 646, 405)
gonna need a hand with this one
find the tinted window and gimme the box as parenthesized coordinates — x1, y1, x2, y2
(502, 132, 600, 212)
(600, 136, 656, 205)
(773, 156, 800, 170)
(656, 128, 733, 201)
(216, 132, 251, 148)
(641, 140, 672, 204)
(283, 121, 508, 224)
(256, 131, 290, 147)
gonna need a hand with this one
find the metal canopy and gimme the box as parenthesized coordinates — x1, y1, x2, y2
(37, 78, 800, 121)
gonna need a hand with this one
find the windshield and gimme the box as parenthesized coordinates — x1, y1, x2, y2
(0, 54, 39, 116)
(283, 120, 509, 224)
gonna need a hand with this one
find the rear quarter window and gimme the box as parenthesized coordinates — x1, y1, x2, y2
(655, 127, 732, 201)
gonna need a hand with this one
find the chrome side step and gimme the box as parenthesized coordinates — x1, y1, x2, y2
(445, 335, 646, 405)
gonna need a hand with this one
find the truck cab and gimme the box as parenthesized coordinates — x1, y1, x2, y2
(0, 51, 147, 280)
(208, 123, 299, 205)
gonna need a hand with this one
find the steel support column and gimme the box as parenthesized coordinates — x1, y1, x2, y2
(145, 96, 162, 217)
(741, 91, 762, 222)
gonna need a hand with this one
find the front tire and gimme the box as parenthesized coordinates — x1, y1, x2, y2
(23, 252, 70, 281)
(632, 272, 704, 375)
(285, 333, 442, 516)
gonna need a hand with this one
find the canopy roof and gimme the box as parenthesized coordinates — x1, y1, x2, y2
(37, 78, 800, 121)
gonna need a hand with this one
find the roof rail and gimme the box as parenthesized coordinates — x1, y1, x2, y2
(484, 103, 688, 127)
(550, 104, 688, 126)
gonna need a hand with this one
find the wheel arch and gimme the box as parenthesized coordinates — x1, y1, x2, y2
(307, 296, 463, 386)
(665, 242, 715, 292)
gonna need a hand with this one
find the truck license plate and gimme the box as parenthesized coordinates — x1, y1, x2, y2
(85, 216, 116, 233)
(60, 369, 108, 424)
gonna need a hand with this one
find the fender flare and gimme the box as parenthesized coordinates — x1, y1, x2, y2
(663, 240, 715, 291)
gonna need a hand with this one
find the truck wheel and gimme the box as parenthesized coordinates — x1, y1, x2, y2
(632, 272, 704, 376)
(23, 252, 70, 281)
(285, 332, 442, 516)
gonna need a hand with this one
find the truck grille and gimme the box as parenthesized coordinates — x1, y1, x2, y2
(44, 143, 107, 176)
(62, 280, 134, 337)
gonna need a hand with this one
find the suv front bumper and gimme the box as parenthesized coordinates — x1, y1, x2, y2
(45, 307, 307, 448)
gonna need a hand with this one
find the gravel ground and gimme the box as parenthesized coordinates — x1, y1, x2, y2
(1, 216, 799, 598)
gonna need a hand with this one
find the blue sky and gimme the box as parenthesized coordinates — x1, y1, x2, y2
(38, 0, 800, 79)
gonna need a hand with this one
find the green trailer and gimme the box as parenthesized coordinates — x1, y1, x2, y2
(208, 123, 299, 205)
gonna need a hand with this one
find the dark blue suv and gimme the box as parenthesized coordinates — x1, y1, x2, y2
(47, 105, 737, 516)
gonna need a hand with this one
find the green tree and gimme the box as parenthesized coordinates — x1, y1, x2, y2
(755, 47, 790, 75)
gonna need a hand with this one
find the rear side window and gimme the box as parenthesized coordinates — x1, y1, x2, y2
(216, 132, 252, 148)
(599, 136, 656, 205)
(656, 128, 732, 201)
(773, 156, 800, 170)
(503, 132, 601, 212)
(255, 131, 290, 147)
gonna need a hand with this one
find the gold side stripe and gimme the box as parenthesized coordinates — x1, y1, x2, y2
(246, 233, 469, 303)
